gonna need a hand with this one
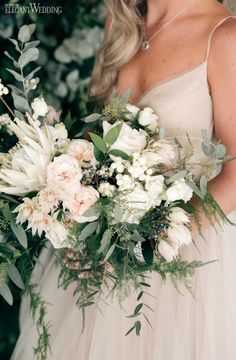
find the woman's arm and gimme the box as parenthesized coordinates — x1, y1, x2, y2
(191, 19, 236, 233)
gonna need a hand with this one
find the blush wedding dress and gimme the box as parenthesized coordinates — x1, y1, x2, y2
(11, 15, 236, 360)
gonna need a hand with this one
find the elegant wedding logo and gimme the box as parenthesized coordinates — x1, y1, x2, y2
(4, 3, 63, 15)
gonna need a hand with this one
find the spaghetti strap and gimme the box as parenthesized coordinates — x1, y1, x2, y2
(206, 15, 236, 61)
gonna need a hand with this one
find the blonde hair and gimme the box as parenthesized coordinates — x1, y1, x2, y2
(89, 0, 146, 102)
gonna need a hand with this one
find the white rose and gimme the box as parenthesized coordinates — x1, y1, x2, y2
(143, 139, 176, 167)
(31, 96, 49, 118)
(66, 139, 97, 168)
(46, 154, 82, 194)
(125, 103, 140, 119)
(158, 240, 177, 262)
(145, 175, 165, 206)
(103, 121, 147, 157)
(167, 223, 192, 248)
(138, 107, 159, 134)
(118, 187, 153, 224)
(166, 179, 193, 203)
(46, 221, 69, 249)
(168, 207, 190, 224)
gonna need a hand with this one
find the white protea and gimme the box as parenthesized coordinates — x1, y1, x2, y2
(0, 115, 68, 195)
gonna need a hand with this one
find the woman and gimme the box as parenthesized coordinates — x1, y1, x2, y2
(12, 0, 236, 359)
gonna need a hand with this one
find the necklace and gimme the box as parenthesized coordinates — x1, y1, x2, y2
(140, 0, 196, 51)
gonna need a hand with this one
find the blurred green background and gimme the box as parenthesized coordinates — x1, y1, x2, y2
(0, 0, 232, 358)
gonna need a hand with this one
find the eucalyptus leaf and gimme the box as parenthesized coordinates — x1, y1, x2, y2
(18, 25, 31, 43)
(7, 84, 24, 96)
(97, 229, 112, 254)
(83, 113, 101, 123)
(6, 68, 24, 82)
(103, 243, 116, 262)
(186, 181, 204, 200)
(78, 222, 98, 241)
(134, 303, 143, 315)
(131, 230, 146, 243)
(4, 51, 20, 68)
(211, 144, 227, 159)
(18, 48, 39, 68)
(135, 320, 142, 336)
(113, 203, 123, 222)
(27, 24, 36, 36)
(0, 283, 13, 305)
(83, 207, 100, 218)
(25, 66, 41, 80)
(23, 41, 40, 52)
(10, 224, 28, 248)
(9, 38, 20, 52)
(89, 132, 107, 154)
(199, 175, 208, 197)
(105, 123, 123, 147)
(167, 170, 187, 184)
(12, 93, 30, 113)
(7, 264, 24, 290)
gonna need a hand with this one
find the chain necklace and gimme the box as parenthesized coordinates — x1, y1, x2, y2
(140, 0, 196, 52)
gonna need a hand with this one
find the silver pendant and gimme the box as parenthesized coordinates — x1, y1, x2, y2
(140, 39, 150, 52)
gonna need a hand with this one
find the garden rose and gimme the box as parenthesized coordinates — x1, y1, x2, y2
(166, 178, 193, 203)
(143, 139, 177, 167)
(64, 185, 99, 223)
(46, 154, 82, 193)
(66, 139, 97, 168)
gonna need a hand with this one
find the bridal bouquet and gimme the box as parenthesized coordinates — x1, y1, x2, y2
(0, 24, 233, 359)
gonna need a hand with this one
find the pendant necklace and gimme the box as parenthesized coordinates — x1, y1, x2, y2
(140, 0, 196, 52)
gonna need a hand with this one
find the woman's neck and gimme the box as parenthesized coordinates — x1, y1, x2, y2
(146, 0, 198, 26)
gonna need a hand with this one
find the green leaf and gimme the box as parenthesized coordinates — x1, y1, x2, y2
(131, 230, 146, 243)
(103, 243, 116, 262)
(10, 224, 28, 248)
(6, 68, 24, 82)
(7, 264, 24, 290)
(83, 113, 101, 123)
(7, 84, 24, 96)
(78, 222, 98, 241)
(18, 25, 31, 43)
(83, 207, 100, 218)
(141, 241, 153, 265)
(89, 133, 107, 154)
(125, 325, 136, 336)
(97, 229, 112, 254)
(134, 303, 143, 315)
(12, 92, 30, 113)
(64, 111, 73, 131)
(2, 203, 15, 222)
(0, 283, 13, 305)
(137, 291, 144, 301)
(105, 123, 123, 147)
(109, 149, 130, 161)
(93, 146, 105, 162)
(135, 320, 142, 336)
(18, 48, 39, 68)
(113, 203, 123, 222)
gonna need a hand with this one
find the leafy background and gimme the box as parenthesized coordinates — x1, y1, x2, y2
(0, 0, 234, 358)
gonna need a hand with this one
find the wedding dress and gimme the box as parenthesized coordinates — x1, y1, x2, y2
(11, 15, 236, 360)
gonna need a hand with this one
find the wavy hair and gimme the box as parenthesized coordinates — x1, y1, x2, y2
(89, 0, 147, 102)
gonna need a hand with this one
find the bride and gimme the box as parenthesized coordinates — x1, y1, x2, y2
(11, 0, 236, 359)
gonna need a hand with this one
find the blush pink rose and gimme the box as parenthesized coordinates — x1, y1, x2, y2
(66, 140, 97, 168)
(46, 154, 82, 194)
(64, 185, 99, 223)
